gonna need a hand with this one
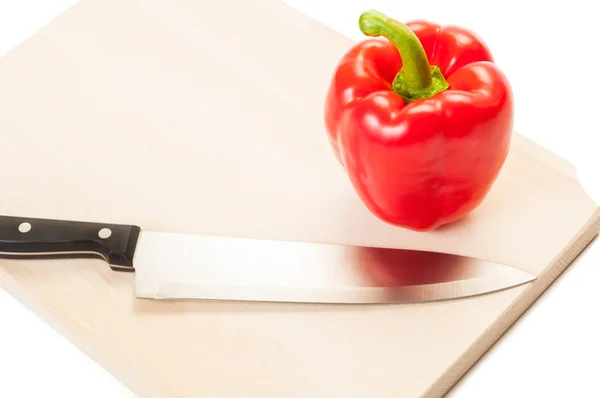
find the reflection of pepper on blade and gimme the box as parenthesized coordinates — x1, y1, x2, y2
(351, 247, 489, 287)
(324, 10, 514, 232)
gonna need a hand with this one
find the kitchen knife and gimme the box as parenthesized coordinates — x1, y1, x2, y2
(0, 215, 536, 304)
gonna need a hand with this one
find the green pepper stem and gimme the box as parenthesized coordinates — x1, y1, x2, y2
(359, 10, 449, 102)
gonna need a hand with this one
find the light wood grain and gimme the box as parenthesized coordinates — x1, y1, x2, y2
(0, 0, 598, 397)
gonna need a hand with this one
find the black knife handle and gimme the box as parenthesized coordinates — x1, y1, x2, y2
(0, 215, 141, 272)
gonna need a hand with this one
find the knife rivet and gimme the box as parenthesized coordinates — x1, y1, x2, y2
(18, 222, 31, 233)
(98, 228, 112, 239)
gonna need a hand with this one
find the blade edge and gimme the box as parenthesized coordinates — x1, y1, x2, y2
(135, 271, 536, 304)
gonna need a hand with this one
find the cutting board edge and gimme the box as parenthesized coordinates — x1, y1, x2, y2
(424, 207, 600, 398)
(0, 0, 83, 61)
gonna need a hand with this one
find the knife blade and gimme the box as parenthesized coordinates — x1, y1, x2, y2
(0, 215, 536, 304)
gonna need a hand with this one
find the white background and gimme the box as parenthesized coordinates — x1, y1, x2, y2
(0, 0, 599, 397)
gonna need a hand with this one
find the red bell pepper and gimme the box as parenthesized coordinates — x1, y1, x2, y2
(324, 10, 513, 231)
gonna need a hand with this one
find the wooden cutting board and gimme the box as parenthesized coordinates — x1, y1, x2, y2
(0, 0, 598, 397)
